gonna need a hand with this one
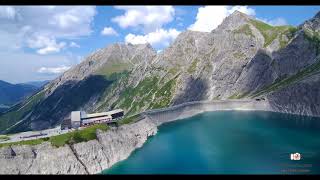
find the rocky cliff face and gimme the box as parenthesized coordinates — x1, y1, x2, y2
(0, 118, 157, 174)
(1, 10, 320, 133)
(267, 73, 320, 116)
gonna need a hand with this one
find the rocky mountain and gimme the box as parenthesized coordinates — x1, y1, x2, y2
(1, 10, 320, 134)
(0, 80, 38, 107)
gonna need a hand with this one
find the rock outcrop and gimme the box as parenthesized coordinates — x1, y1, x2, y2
(268, 73, 320, 117)
(0, 118, 157, 174)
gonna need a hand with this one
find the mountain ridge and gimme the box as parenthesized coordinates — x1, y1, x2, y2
(0, 80, 38, 107)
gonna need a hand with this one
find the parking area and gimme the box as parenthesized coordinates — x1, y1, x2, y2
(0, 126, 74, 144)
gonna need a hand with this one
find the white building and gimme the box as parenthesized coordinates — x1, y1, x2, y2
(61, 109, 124, 130)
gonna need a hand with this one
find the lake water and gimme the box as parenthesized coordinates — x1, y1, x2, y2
(102, 111, 320, 174)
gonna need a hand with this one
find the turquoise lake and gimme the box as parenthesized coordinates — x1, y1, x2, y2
(102, 111, 320, 174)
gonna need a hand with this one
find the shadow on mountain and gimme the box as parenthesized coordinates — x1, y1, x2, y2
(236, 49, 276, 95)
(172, 76, 209, 105)
(239, 30, 319, 98)
(9, 75, 113, 132)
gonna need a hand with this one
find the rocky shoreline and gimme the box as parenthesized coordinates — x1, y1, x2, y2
(0, 99, 318, 174)
(0, 117, 157, 174)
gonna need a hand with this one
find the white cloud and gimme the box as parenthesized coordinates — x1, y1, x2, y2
(114, 6, 179, 50)
(259, 17, 288, 26)
(125, 28, 180, 49)
(189, 6, 255, 32)
(69, 42, 80, 48)
(0, 6, 95, 83)
(37, 65, 71, 74)
(27, 35, 66, 55)
(0, 6, 96, 54)
(0, 52, 72, 83)
(101, 27, 118, 36)
(37, 43, 66, 55)
(229, 6, 256, 16)
(112, 6, 175, 33)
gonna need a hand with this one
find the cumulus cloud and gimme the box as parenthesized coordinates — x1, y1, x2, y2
(0, 52, 72, 83)
(37, 44, 66, 55)
(125, 28, 180, 49)
(27, 35, 67, 55)
(37, 65, 71, 74)
(229, 6, 256, 16)
(112, 6, 175, 33)
(101, 27, 118, 36)
(0, 6, 96, 54)
(189, 6, 256, 32)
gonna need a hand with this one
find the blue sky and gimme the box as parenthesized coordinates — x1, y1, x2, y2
(0, 6, 319, 83)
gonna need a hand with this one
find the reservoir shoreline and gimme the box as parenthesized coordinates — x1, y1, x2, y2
(0, 99, 318, 174)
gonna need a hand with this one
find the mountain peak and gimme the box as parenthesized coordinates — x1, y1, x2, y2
(300, 11, 320, 32)
(214, 10, 251, 33)
(126, 42, 154, 51)
(229, 10, 249, 18)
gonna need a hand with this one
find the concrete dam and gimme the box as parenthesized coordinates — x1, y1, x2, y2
(142, 99, 273, 126)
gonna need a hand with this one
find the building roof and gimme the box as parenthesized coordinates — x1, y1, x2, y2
(82, 115, 112, 123)
(85, 109, 124, 119)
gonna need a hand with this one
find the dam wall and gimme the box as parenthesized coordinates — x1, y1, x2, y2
(142, 100, 273, 126)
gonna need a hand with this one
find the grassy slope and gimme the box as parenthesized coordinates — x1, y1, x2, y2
(251, 57, 320, 97)
(228, 21, 317, 99)
(303, 29, 320, 55)
(250, 19, 297, 48)
(0, 114, 143, 148)
(94, 62, 130, 78)
(148, 76, 178, 109)
(0, 135, 9, 141)
(0, 90, 45, 132)
(117, 114, 141, 126)
(233, 24, 255, 38)
(228, 91, 251, 99)
(0, 123, 109, 148)
(117, 76, 159, 115)
(115, 71, 179, 117)
(187, 60, 198, 73)
(250, 29, 320, 97)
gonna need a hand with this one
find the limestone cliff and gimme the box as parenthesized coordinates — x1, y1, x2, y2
(0, 118, 157, 174)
